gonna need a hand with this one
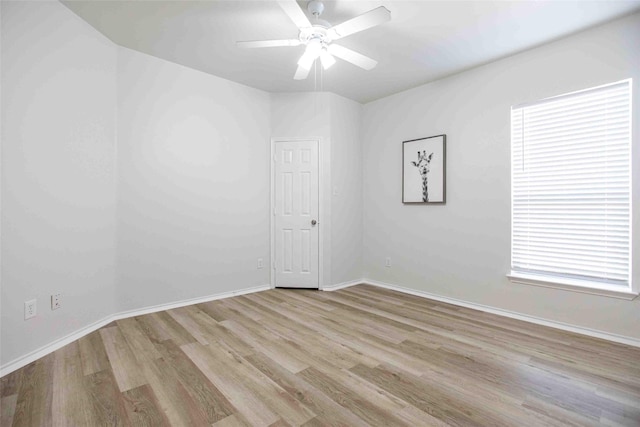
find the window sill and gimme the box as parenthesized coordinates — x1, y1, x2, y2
(507, 272, 638, 300)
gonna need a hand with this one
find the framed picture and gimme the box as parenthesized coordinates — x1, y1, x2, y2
(402, 134, 446, 204)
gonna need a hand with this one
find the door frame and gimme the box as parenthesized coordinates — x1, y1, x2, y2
(270, 137, 326, 290)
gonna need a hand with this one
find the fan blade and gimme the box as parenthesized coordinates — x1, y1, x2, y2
(278, 0, 312, 29)
(236, 39, 301, 48)
(327, 6, 390, 40)
(294, 64, 312, 80)
(328, 44, 377, 70)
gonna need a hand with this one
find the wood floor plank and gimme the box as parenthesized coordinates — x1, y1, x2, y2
(116, 317, 163, 363)
(121, 384, 171, 426)
(167, 307, 211, 345)
(264, 290, 336, 313)
(135, 313, 172, 343)
(242, 293, 380, 370)
(1, 394, 18, 427)
(181, 342, 281, 427)
(181, 304, 255, 356)
(220, 319, 310, 373)
(198, 340, 317, 426)
(255, 290, 289, 305)
(99, 326, 148, 392)
(522, 394, 602, 427)
(51, 342, 102, 426)
(319, 290, 446, 334)
(154, 339, 236, 423)
(140, 351, 211, 426)
(297, 366, 409, 427)
(78, 330, 111, 376)
(278, 293, 410, 345)
(0, 368, 22, 397)
(244, 352, 370, 427)
(275, 301, 434, 376)
(212, 413, 253, 427)
(83, 368, 131, 427)
(221, 297, 266, 321)
(349, 362, 512, 426)
(11, 353, 54, 427)
(196, 300, 239, 322)
(395, 405, 451, 427)
(153, 311, 198, 346)
(2, 284, 639, 426)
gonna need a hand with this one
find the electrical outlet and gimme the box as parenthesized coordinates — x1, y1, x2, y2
(25, 299, 37, 320)
(257, 258, 264, 269)
(385, 257, 391, 268)
(51, 294, 61, 310)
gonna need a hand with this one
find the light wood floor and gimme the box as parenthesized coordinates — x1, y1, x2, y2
(2, 284, 640, 426)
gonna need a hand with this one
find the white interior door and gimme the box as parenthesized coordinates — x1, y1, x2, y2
(273, 140, 319, 289)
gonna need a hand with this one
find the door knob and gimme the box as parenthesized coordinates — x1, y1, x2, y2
(311, 219, 317, 226)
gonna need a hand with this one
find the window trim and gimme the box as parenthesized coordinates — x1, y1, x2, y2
(509, 79, 634, 299)
(508, 272, 638, 300)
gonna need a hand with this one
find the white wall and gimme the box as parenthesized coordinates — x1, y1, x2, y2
(117, 48, 271, 311)
(1, 1, 117, 365)
(270, 92, 363, 287)
(271, 92, 331, 139)
(362, 12, 640, 339)
(330, 95, 363, 285)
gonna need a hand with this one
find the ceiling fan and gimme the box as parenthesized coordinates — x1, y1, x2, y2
(236, 0, 391, 80)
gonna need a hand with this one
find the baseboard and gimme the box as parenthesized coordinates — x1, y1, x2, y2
(0, 315, 118, 378)
(363, 279, 640, 348)
(322, 279, 363, 291)
(0, 284, 270, 377)
(112, 284, 271, 320)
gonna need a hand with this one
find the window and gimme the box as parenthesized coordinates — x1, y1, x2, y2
(510, 80, 634, 298)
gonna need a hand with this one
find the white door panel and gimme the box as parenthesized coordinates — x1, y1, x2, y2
(274, 141, 319, 288)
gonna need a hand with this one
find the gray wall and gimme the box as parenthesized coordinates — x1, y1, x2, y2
(270, 92, 363, 287)
(362, 12, 640, 339)
(330, 95, 363, 285)
(1, 1, 117, 364)
(117, 47, 271, 311)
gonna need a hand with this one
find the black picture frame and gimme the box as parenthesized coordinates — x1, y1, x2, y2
(402, 134, 446, 204)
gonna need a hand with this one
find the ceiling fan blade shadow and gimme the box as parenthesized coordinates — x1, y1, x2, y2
(236, 39, 301, 48)
(278, 0, 312, 29)
(294, 64, 312, 80)
(327, 6, 390, 40)
(328, 44, 377, 70)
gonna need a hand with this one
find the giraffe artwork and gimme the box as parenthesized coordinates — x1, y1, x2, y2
(411, 151, 433, 202)
(402, 135, 446, 204)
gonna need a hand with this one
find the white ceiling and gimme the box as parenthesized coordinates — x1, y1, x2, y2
(62, 0, 640, 103)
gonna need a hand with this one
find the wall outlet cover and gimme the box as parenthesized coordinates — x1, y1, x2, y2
(51, 294, 61, 310)
(25, 299, 37, 320)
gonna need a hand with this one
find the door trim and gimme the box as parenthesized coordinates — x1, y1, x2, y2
(270, 137, 325, 290)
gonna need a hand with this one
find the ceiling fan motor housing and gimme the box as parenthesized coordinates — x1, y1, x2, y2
(299, 26, 330, 47)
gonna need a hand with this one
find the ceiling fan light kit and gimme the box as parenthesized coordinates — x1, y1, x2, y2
(320, 49, 336, 69)
(236, 0, 391, 80)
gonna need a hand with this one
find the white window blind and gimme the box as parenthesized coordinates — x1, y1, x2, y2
(511, 80, 631, 288)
